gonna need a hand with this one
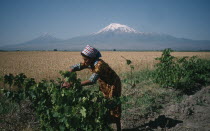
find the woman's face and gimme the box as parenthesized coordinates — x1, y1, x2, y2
(82, 56, 93, 66)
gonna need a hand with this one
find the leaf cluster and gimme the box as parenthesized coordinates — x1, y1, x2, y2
(153, 48, 210, 94)
(0, 71, 123, 130)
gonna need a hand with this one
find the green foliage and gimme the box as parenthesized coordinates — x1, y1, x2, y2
(0, 71, 124, 130)
(135, 90, 163, 115)
(4, 73, 14, 87)
(121, 68, 183, 119)
(153, 48, 210, 94)
(3, 74, 36, 105)
(0, 95, 19, 115)
(122, 69, 154, 87)
(121, 56, 136, 88)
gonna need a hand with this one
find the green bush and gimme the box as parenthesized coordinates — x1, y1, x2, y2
(153, 49, 210, 94)
(1, 71, 123, 130)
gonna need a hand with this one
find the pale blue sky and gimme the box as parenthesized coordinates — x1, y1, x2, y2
(0, 0, 210, 46)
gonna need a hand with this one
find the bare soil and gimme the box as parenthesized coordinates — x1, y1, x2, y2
(122, 86, 210, 131)
(0, 100, 39, 131)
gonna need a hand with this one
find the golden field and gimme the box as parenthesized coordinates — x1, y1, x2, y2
(0, 51, 210, 81)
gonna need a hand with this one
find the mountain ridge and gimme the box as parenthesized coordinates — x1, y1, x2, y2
(1, 23, 210, 51)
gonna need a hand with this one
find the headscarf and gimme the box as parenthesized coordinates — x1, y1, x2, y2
(81, 45, 102, 59)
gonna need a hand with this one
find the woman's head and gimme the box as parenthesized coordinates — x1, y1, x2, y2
(81, 52, 94, 66)
(81, 45, 101, 66)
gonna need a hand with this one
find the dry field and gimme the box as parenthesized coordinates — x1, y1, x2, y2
(0, 51, 210, 81)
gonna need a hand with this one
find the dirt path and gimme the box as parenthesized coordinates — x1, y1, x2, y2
(122, 86, 210, 131)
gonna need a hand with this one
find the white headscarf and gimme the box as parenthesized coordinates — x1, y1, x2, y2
(81, 45, 101, 58)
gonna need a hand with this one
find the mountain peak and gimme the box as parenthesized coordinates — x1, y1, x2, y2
(40, 32, 53, 37)
(36, 33, 61, 41)
(96, 23, 139, 34)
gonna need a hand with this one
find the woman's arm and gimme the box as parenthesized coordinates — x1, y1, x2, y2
(66, 64, 98, 87)
(81, 80, 94, 86)
(69, 63, 88, 72)
(62, 80, 93, 88)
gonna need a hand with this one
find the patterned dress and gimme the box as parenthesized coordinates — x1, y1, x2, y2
(71, 59, 121, 120)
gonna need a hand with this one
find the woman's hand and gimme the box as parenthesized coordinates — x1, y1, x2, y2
(69, 68, 74, 73)
(61, 82, 72, 88)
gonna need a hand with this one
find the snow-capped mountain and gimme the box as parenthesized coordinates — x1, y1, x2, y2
(1, 23, 210, 51)
(96, 23, 139, 34)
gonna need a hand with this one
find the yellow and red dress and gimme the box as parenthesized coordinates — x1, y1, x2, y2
(71, 59, 121, 121)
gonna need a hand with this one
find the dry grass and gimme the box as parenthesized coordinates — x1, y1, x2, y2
(0, 51, 210, 81)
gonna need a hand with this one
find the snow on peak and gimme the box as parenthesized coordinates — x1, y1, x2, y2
(96, 23, 139, 34)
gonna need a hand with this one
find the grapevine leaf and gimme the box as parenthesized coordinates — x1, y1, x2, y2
(80, 107, 86, 118)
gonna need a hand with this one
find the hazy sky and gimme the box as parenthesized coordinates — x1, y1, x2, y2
(0, 0, 210, 46)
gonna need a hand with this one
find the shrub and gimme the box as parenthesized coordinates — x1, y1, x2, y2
(1, 71, 122, 130)
(153, 49, 210, 94)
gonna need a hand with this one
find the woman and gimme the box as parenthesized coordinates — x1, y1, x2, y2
(63, 45, 122, 131)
